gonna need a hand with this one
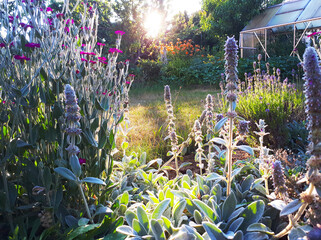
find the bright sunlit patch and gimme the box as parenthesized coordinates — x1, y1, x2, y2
(144, 11, 163, 38)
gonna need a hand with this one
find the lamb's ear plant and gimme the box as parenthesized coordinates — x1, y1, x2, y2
(253, 119, 273, 195)
(54, 84, 106, 222)
(211, 36, 253, 196)
(163, 85, 192, 176)
(271, 46, 321, 239)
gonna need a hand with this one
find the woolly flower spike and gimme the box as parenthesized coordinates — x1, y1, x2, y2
(199, 110, 207, 125)
(272, 160, 287, 196)
(238, 120, 250, 136)
(194, 120, 202, 143)
(303, 47, 321, 159)
(164, 85, 171, 102)
(206, 94, 214, 137)
(224, 36, 238, 84)
(64, 84, 82, 156)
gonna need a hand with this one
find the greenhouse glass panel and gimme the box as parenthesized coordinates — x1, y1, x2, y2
(242, 6, 281, 31)
(276, 0, 309, 14)
(297, 0, 321, 20)
(267, 10, 302, 27)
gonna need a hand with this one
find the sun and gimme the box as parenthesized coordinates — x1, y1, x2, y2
(144, 11, 163, 38)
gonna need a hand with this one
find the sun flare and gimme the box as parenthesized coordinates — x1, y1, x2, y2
(144, 11, 163, 38)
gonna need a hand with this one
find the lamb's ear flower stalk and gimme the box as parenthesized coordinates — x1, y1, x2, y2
(254, 119, 272, 195)
(164, 85, 179, 176)
(205, 95, 215, 173)
(274, 46, 320, 239)
(224, 36, 239, 196)
(194, 120, 204, 175)
(272, 160, 287, 199)
(64, 84, 92, 221)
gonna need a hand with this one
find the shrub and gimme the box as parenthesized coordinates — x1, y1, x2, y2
(235, 65, 305, 148)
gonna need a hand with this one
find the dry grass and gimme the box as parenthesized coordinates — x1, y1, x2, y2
(116, 85, 220, 160)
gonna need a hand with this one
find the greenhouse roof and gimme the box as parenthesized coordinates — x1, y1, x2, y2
(242, 0, 321, 33)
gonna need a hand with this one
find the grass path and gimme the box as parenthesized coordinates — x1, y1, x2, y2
(117, 85, 220, 160)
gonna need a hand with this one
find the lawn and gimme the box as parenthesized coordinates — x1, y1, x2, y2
(118, 85, 220, 160)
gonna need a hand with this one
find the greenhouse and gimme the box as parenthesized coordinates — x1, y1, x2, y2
(240, 0, 321, 59)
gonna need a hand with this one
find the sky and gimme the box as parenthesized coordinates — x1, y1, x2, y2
(168, 0, 202, 18)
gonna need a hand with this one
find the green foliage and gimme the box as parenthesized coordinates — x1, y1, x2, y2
(0, 0, 131, 238)
(229, 61, 305, 148)
(200, 0, 264, 42)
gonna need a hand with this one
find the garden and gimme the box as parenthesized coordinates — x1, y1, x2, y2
(0, 0, 321, 239)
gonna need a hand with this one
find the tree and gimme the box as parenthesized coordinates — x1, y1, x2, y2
(200, 0, 265, 40)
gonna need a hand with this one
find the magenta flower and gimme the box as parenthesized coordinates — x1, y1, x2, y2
(46, 7, 52, 12)
(66, 19, 74, 25)
(89, 60, 96, 64)
(79, 158, 86, 165)
(14, 55, 31, 61)
(307, 31, 321, 38)
(81, 26, 91, 30)
(76, 70, 80, 74)
(81, 44, 86, 47)
(129, 74, 135, 77)
(115, 30, 125, 35)
(81, 58, 88, 62)
(25, 43, 41, 48)
(56, 13, 64, 18)
(0, 43, 5, 48)
(19, 23, 34, 29)
(98, 56, 107, 61)
(97, 42, 105, 46)
(80, 51, 96, 56)
(126, 81, 131, 84)
(8, 16, 14, 23)
(99, 60, 108, 64)
(108, 48, 123, 53)
(64, 27, 70, 33)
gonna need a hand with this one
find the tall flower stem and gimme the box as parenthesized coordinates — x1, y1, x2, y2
(226, 111, 233, 196)
(1, 165, 14, 232)
(78, 182, 93, 223)
(224, 36, 238, 196)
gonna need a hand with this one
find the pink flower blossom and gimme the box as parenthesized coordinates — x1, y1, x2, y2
(0, 43, 5, 48)
(25, 42, 41, 48)
(108, 48, 123, 53)
(115, 30, 125, 35)
(80, 51, 96, 56)
(66, 19, 74, 25)
(98, 56, 107, 61)
(56, 13, 64, 18)
(97, 42, 105, 46)
(46, 7, 53, 12)
(79, 158, 86, 164)
(20, 23, 34, 29)
(14, 55, 31, 61)
(307, 31, 321, 38)
(81, 58, 88, 62)
(76, 70, 80, 74)
(81, 26, 91, 30)
(81, 44, 86, 47)
(126, 81, 131, 84)
(99, 60, 108, 64)
(129, 74, 135, 77)
(64, 27, 70, 33)
(89, 60, 96, 64)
